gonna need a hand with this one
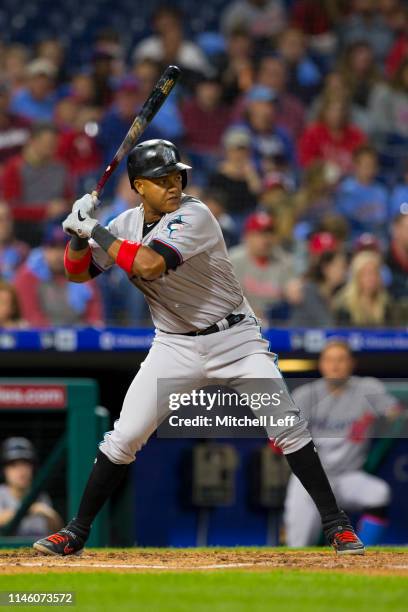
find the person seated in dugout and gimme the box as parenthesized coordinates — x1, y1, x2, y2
(0, 437, 63, 537)
(284, 340, 403, 547)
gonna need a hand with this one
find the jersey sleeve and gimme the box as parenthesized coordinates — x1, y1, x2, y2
(362, 378, 400, 417)
(291, 384, 313, 422)
(149, 203, 219, 269)
(0, 486, 9, 511)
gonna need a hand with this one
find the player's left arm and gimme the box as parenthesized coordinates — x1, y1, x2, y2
(62, 196, 166, 280)
(93, 202, 220, 278)
(100, 232, 166, 280)
(364, 377, 404, 420)
(82, 223, 166, 280)
(63, 199, 219, 280)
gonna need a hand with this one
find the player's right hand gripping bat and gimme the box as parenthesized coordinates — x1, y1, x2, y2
(91, 65, 181, 203)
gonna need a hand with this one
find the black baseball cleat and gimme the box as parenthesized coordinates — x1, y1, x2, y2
(33, 527, 85, 556)
(324, 516, 365, 555)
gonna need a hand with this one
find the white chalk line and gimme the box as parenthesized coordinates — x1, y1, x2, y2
(1, 561, 407, 571)
(0, 561, 257, 570)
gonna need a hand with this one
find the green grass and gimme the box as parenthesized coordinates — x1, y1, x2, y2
(0, 571, 406, 612)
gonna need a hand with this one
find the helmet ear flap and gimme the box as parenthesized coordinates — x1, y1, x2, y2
(181, 170, 187, 189)
(128, 168, 138, 191)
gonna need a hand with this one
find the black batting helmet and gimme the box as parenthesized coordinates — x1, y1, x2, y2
(127, 139, 191, 191)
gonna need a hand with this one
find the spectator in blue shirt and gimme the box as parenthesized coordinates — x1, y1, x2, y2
(336, 145, 389, 243)
(237, 85, 296, 173)
(0, 201, 29, 281)
(10, 59, 59, 123)
(276, 28, 322, 105)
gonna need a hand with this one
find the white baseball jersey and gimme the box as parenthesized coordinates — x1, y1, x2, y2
(90, 194, 254, 333)
(292, 376, 397, 476)
(0, 486, 53, 537)
(285, 375, 396, 546)
(91, 192, 311, 464)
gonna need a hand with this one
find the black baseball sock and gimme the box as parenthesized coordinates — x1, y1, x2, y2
(284, 440, 341, 522)
(67, 450, 129, 540)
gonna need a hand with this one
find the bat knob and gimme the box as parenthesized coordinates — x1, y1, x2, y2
(165, 65, 181, 79)
(91, 190, 101, 207)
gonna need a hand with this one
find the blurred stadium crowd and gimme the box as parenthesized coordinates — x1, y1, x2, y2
(0, 0, 407, 329)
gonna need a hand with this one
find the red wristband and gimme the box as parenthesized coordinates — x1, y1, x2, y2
(64, 243, 92, 275)
(116, 240, 141, 274)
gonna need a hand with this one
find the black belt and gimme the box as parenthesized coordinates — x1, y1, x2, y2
(163, 314, 246, 337)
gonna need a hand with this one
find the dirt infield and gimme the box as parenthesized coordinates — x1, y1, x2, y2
(0, 549, 407, 575)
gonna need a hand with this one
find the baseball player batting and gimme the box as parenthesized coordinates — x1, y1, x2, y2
(33, 139, 364, 556)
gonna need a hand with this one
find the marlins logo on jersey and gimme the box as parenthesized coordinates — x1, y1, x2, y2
(167, 216, 186, 238)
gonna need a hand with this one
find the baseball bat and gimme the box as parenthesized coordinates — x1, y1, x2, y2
(92, 64, 181, 202)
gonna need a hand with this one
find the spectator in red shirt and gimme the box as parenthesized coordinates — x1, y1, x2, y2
(181, 76, 231, 156)
(386, 31, 408, 79)
(56, 104, 102, 192)
(0, 83, 31, 168)
(298, 94, 366, 177)
(1, 122, 72, 243)
(385, 5, 408, 78)
(181, 75, 231, 181)
(13, 224, 103, 327)
(290, 0, 340, 53)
